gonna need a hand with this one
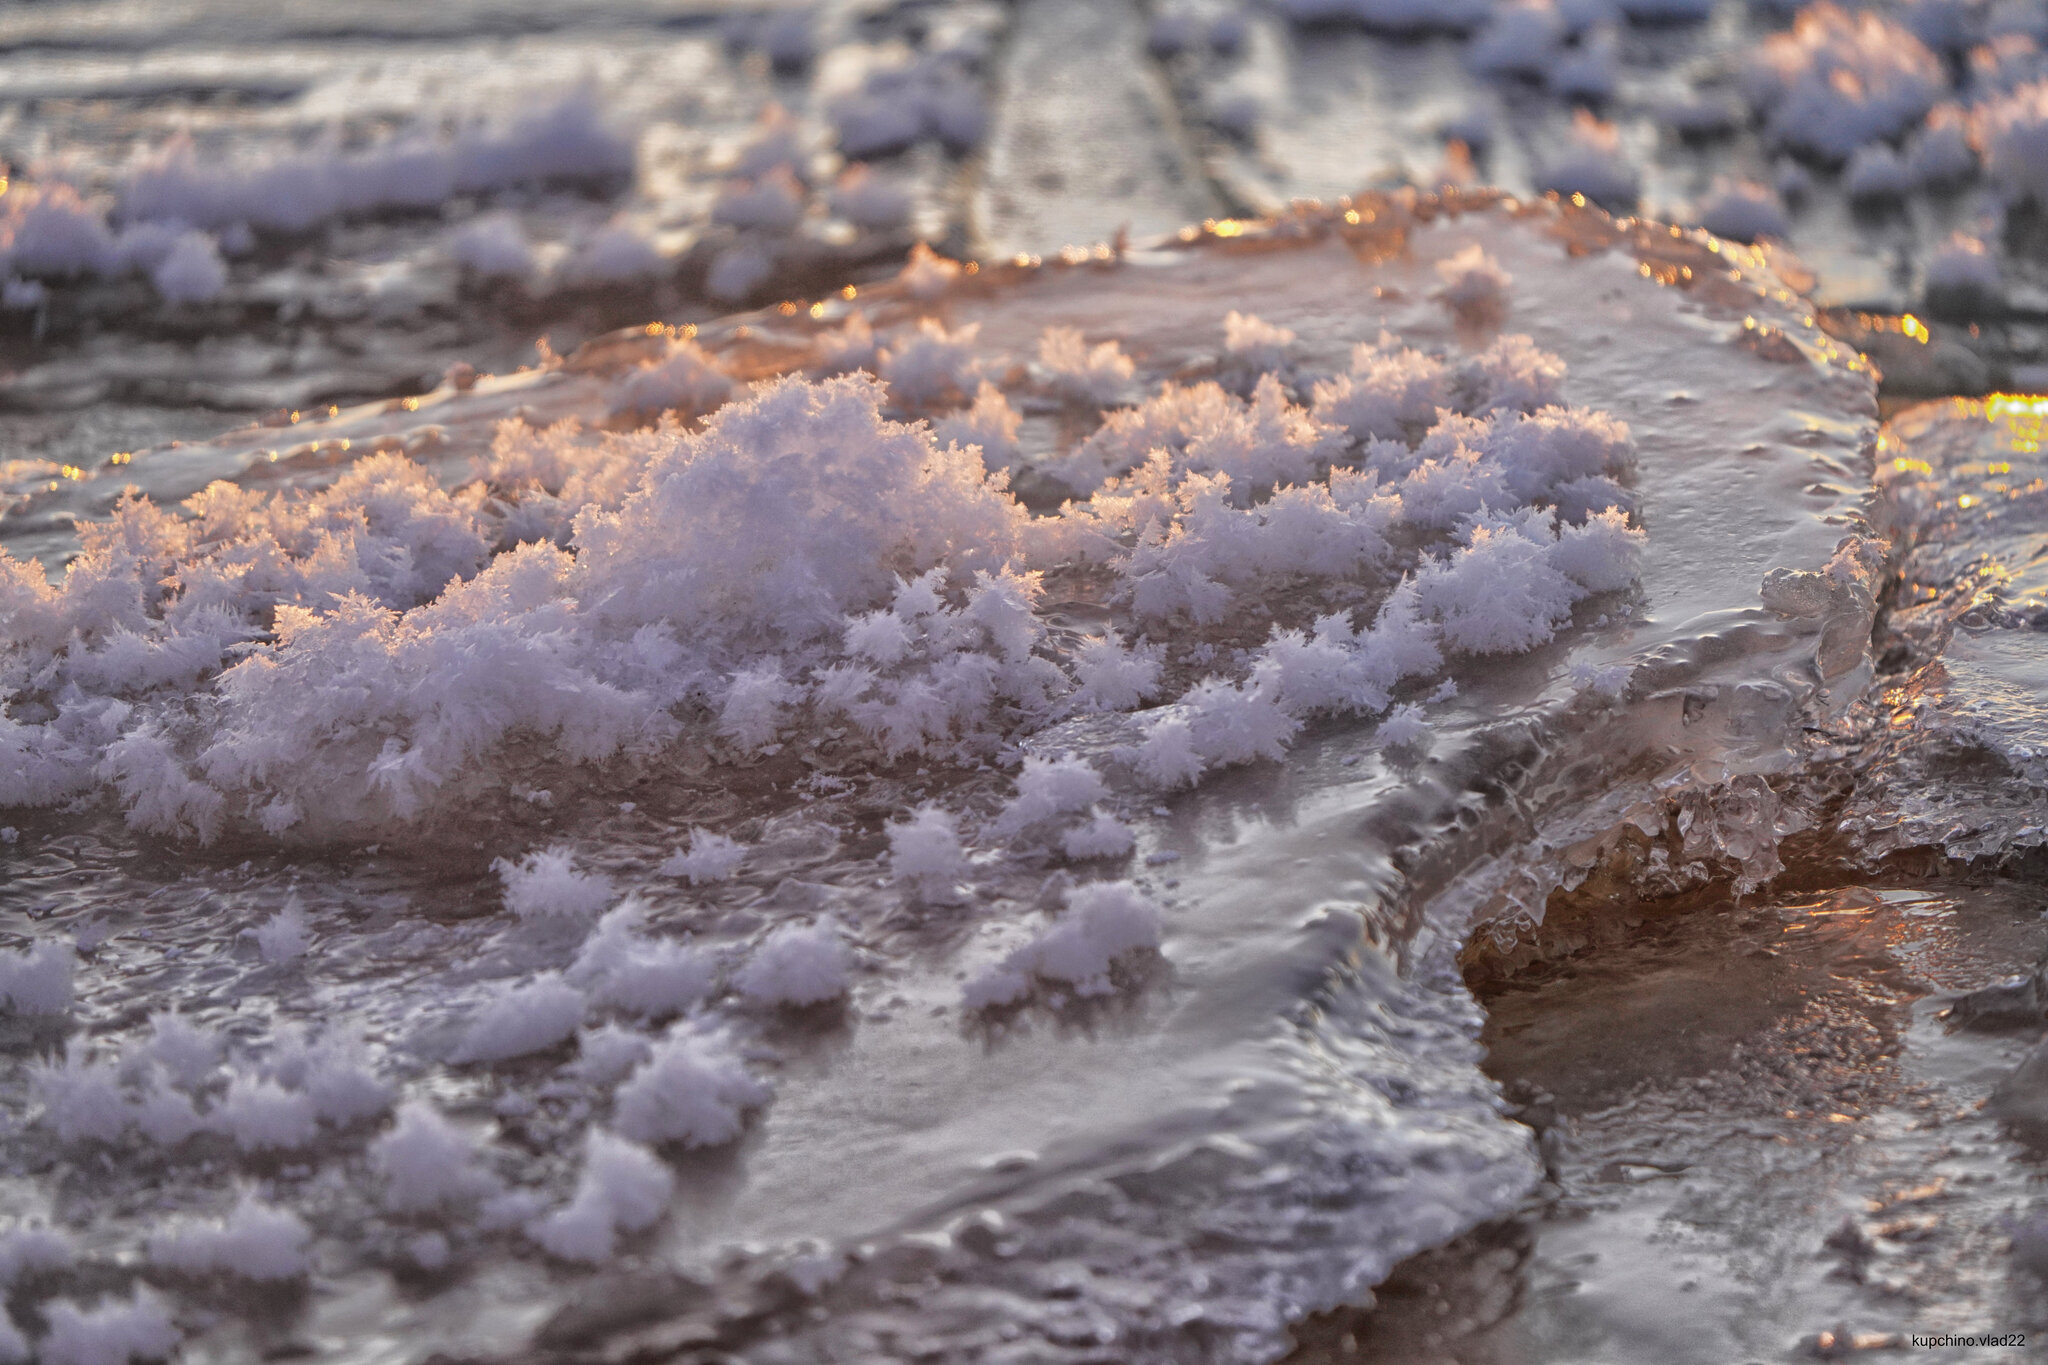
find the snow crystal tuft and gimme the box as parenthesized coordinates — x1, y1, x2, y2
(611, 1025, 772, 1147)
(1433, 244, 1511, 326)
(660, 829, 748, 884)
(526, 1128, 674, 1263)
(253, 899, 311, 964)
(1060, 809, 1137, 860)
(149, 1191, 310, 1281)
(887, 804, 970, 899)
(0, 940, 72, 1014)
(38, 1286, 178, 1365)
(452, 974, 585, 1063)
(371, 1101, 499, 1213)
(963, 881, 1163, 1007)
(496, 848, 613, 921)
(735, 921, 850, 1007)
(568, 901, 714, 1019)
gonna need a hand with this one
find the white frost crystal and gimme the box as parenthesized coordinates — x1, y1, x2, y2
(611, 1025, 772, 1147)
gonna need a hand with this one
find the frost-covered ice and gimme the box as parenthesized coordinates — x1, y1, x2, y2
(0, 194, 1892, 1365)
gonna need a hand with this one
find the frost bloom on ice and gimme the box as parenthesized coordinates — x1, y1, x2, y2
(1432, 244, 1511, 327)
(1037, 327, 1136, 405)
(887, 804, 970, 899)
(1696, 179, 1790, 244)
(452, 974, 586, 1063)
(372, 1101, 500, 1213)
(608, 339, 733, 423)
(0, 941, 72, 1015)
(611, 1025, 772, 1147)
(149, 1192, 310, 1281)
(496, 849, 613, 921)
(659, 829, 747, 884)
(1742, 4, 1941, 160)
(526, 1128, 673, 1263)
(569, 901, 714, 1019)
(1536, 110, 1638, 208)
(735, 921, 850, 1007)
(963, 881, 1163, 1008)
(38, 1287, 179, 1365)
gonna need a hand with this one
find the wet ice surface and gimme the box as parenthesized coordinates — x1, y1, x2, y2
(1297, 882, 2048, 1364)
